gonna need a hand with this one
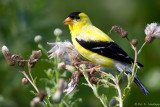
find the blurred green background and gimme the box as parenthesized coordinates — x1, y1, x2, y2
(0, 0, 160, 107)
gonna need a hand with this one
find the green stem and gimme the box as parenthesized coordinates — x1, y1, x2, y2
(81, 69, 106, 107)
(62, 100, 69, 107)
(113, 79, 123, 107)
(132, 47, 137, 77)
(38, 43, 48, 57)
(29, 68, 34, 83)
(21, 71, 39, 93)
(100, 71, 123, 107)
(138, 41, 146, 55)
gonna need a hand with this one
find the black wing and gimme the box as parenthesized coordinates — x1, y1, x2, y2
(76, 38, 143, 67)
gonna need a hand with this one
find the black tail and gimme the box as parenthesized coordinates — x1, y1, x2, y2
(134, 76, 150, 96)
(137, 62, 144, 67)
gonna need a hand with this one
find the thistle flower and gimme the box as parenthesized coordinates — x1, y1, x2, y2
(28, 50, 41, 68)
(145, 23, 160, 43)
(47, 41, 81, 63)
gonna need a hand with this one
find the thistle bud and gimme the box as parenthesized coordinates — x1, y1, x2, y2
(51, 91, 63, 104)
(2, 45, 15, 66)
(131, 39, 138, 46)
(54, 28, 63, 36)
(22, 78, 28, 85)
(108, 98, 117, 107)
(34, 35, 42, 43)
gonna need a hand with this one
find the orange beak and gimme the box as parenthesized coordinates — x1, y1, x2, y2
(64, 17, 73, 25)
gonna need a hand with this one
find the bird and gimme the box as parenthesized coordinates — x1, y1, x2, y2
(64, 12, 149, 95)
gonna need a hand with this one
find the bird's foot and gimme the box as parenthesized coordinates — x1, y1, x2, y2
(86, 65, 101, 75)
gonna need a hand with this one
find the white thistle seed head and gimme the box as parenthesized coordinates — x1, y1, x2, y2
(47, 41, 81, 63)
(145, 23, 160, 38)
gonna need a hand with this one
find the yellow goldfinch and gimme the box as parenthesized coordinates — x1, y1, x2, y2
(64, 12, 149, 95)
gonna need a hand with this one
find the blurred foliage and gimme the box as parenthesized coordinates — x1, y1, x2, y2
(0, 0, 160, 107)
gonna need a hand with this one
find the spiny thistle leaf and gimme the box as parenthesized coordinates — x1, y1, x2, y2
(92, 84, 99, 98)
(122, 87, 130, 101)
(117, 70, 125, 82)
(101, 94, 108, 106)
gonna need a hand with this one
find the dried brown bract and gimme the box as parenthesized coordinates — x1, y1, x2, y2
(145, 36, 155, 43)
(11, 55, 26, 67)
(28, 50, 41, 68)
(2, 45, 15, 66)
(112, 26, 128, 38)
(90, 76, 100, 84)
(64, 71, 82, 94)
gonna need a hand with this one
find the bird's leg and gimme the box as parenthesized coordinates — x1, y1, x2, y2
(73, 61, 93, 66)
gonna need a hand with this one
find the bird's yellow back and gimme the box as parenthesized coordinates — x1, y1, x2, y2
(69, 13, 113, 42)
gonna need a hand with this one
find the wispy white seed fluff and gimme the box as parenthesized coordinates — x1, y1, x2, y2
(47, 41, 80, 61)
(145, 23, 160, 38)
(2, 45, 9, 54)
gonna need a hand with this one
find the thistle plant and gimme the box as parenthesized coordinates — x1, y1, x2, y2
(2, 23, 160, 107)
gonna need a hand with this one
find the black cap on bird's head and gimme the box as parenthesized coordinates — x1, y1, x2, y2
(64, 12, 82, 25)
(68, 12, 81, 20)
(64, 12, 91, 26)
